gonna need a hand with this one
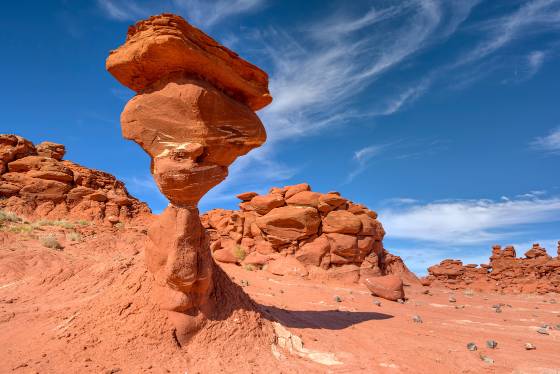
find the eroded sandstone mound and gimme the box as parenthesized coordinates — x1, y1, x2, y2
(0, 134, 150, 223)
(107, 13, 275, 344)
(424, 242, 560, 294)
(202, 183, 419, 286)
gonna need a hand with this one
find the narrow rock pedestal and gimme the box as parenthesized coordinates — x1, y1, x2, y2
(106, 14, 272, 343)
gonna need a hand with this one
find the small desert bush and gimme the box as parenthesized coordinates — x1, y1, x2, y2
(114, 222, 125, 230)
(76, 219, 90, 226)
(67, 231, 82, 242)
(243, 264, 256, 272)
(35, 219, 75, 229)
(233, 245, 247, 261)
(7, 224, 34, 235)
(0, 210, 21, 224)
(41, 234, 63, 250)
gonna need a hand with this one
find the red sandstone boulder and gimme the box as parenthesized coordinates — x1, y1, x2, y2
(236, 191, 258, 201)
(285, 191, 322, 208)
(36, 141, 65, 160)
(364, 275, 405, 301)
(284, 183, 311, 199)
(322, 210, 362, 234)
(255, 206, 320, 241)
(295, 235, 330, 266)
(249, 194, 285, 215)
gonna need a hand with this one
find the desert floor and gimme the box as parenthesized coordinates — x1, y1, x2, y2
(1, 224, 559, 373)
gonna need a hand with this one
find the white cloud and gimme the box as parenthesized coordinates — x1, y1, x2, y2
(458, 0, 560, 66)
(381, 194, 560, 244)
(96, 0, 264, 28)
(531, 127, 560, 154)
(527, 50, 546, 76)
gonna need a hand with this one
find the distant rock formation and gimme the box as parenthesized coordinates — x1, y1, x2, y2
(0, 134, 149, 223)
(424, 243, 560, 294)
(202, 183, 419, 286)
(106, 14, 274, 344)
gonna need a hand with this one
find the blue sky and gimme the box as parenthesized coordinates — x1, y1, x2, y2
(1, 0, 560, 274)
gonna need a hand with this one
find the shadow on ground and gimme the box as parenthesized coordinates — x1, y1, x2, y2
(259, 304, 393, 330)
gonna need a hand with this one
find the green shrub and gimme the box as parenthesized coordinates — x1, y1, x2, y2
(7, 224, 34, 234)
(0, 210, 21, 224)
(76, 220, 90, 226)
(233, 245, 247, 261)
(67, 231, 82, 242)
(34, 219, 75, 229)
(41, 235, 63, 250)
(243, 264, 256, 272)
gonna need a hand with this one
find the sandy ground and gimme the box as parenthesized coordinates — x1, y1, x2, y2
(1, 224, 559, 373)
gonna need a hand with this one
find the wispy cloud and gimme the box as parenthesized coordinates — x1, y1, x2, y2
(96, 0, 264, 28)
(531, 127, 560, 154)
(458, 0, 560, 66)
(381, 194, 560, 244)
(527, 50, 546, 76)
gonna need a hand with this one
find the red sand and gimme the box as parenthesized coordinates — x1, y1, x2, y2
(1, 223, 559, 373)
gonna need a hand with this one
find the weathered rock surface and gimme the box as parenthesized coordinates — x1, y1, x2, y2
(202, 183, 419, 286)
(424, 243, 560, 294)
(106, 13, 271, 110)
(0, 134, 149, 223)
(107, 14, 273, 344)
(364, 275, 405, 301)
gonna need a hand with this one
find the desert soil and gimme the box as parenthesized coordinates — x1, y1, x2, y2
(1, 224, 559, 373)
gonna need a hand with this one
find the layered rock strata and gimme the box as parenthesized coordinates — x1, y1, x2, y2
(202, 183, 419, 286)
(425, 243, 560, 294)
(107, 14, 272, 343)
(0, 134, 149, 223)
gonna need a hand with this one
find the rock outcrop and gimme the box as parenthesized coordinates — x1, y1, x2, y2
(424, 243, 560, 294)
(107, 14, 273, 343)
(0, 134, 149, 223)
(202, 184, 419, 286)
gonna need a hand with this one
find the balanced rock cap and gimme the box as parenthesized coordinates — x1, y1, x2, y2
(106, 14, 272, 111)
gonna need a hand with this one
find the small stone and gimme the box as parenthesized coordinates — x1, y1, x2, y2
(525, 343, 536, 350)
(240, 280, 249, 287)
(537, 327, 549, 335)
(397, 299, 405, 304)
(334, 296, 342, 303)
(449, 296, 456, 303)
(373, 300, 381, 307)
(479, 354, 494, 364)
(422, 289, 430, 295)
(486, 340, 497, 349)
(495, 307, 502, 313)
(412, 315, 423, 323)
(455, 305, 465, 309)
(467, 342, 477, 351)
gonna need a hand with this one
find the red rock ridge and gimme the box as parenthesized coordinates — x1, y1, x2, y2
(0, 134, 150, 224)
(202, 183, 420, 285)
(424, 243, 560, 294)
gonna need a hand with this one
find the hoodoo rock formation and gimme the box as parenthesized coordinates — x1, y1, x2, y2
(202, 184, 419, 288)
(106, 14, 273, 343)
(425, 243, 560, 294)
(0, 134, 149, 223)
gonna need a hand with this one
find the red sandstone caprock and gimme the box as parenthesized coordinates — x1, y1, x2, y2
(106, 14, 271, 111)
(106, 14, 273, 344)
